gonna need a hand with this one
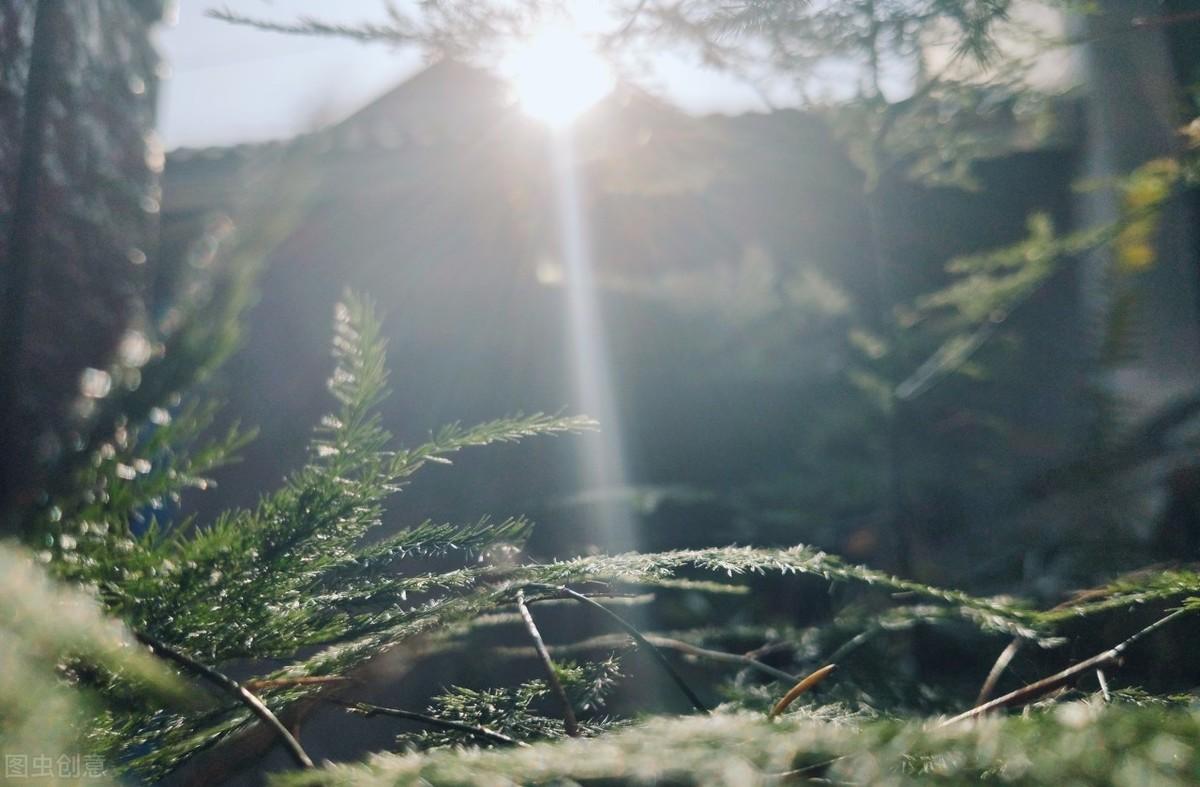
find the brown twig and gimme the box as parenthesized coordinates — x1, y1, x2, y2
(516, 589, 580, 736)
(243, 676, 354, 692)
(942, 606, 1191, 726)
(327, 699, 526, 747)
(975, 638, 1023, 705)
(768, 664, 838, 719)
(134, 632, 314, 769)
(526, 583, 710, 714)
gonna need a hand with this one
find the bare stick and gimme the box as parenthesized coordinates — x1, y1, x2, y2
(243, 676, 354, 692)
(975, 638, 1023, 705)
(942, 607, 1191, 726)
(768, 664, 838, 719)
(641, 636, 798, 683)
(527, 583, 710, 714)
(744, 641, 793, 661)
(328, 699, 526, 747)
(134, 632, 314, 769)
(516, 589, 579, 736)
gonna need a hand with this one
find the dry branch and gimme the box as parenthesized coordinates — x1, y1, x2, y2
(943, 606, 1191, 726)
(516, 589, 580, 736)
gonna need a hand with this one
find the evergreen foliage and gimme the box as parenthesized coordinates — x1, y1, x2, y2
(0, 543, 182, 781)
(42, 294, 597, 779)
(278, 704, 1200, 786)
(395, 656, 626, 748)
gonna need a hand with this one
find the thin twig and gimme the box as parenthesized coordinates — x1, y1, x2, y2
(526, 590, 649, 605)
(327, 699, 526, 747)
(975, 638, 1023, 705)
(134, 632, 314, 769)
(243, 676, 354, 692)
(527, 583, 710, 714)
(516, 589, 580, 736)
(1096, 669, 1111, 703)
(942, 607, 1192, 726)
(616, 0, 650, 37)
(743, 641, 793, 661)
(643, 636, 798, 683)
(768, 664, 838, 719)
(972, 567, 1174, 706)
(496, 633, 798, 683)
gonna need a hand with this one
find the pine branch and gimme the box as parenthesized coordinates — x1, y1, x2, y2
(503, 632, 800, 684)
(268, 543, 1050, 688)
(133, 631, 314, 770)
(515, 547, 1046, 640)
(207, 7, 418, 45)
(334, 516, 534, 572)
(329, 700, 526, 748)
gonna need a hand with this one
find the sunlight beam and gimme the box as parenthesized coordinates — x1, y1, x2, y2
(549, 133, 638, 552)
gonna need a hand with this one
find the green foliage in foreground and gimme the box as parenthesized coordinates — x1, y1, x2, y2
(279, 703, 1200, 787)
(13, 289, 1200, 784)
(34, 294, 597, 779)
(0, 543, 182, 784)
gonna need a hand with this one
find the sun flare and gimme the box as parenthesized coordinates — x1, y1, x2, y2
(500, 24, 615, 128)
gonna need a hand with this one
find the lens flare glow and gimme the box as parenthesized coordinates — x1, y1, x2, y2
(501, 24, 615, 127)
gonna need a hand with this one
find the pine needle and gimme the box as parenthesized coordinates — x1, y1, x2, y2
(768, 664, 838, 719)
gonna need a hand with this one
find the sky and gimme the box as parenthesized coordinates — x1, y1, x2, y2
(156, 1, 767, 150)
